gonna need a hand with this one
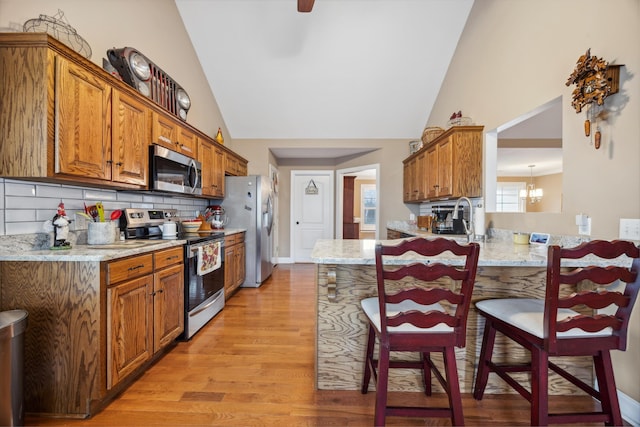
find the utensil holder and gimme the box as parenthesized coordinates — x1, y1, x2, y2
(88, 222, 117, 245)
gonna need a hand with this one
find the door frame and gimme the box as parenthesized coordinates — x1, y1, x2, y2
(290, 170, 335, 262)
(336, 164, 380, 239)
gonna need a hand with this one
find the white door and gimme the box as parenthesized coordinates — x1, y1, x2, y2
(291, 171, 334, 263)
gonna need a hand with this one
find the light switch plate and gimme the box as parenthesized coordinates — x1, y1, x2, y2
(619, 218, 640, 240)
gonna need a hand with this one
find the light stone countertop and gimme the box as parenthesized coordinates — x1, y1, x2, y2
(0, 228, 247, 262)
(0, 238, 187, 262)
(310, 238, 634, 268)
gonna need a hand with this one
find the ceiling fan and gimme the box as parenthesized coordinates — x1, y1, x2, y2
(298, 0, 315, 12)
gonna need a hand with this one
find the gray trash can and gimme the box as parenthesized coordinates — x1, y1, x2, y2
(0, 309, 28, 427)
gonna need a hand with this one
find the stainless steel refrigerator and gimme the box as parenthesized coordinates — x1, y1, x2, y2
(223, 175, 274, 287)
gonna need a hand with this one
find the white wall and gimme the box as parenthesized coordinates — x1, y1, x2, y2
(428, 0, 640, 405)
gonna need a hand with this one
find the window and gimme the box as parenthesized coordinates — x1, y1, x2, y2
(360, 184, 377, 231)
(496, 182, 526, 212)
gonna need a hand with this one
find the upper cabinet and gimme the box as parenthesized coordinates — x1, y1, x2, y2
(198, 138, 225, 198)
(151, 112, 197, 157)
(224, 151, 248, 177)
(403, 126, 483, 203)
(0, 33, 246, 193)
(112, 89, 149, 186)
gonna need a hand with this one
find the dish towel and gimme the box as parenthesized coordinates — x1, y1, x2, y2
(197, 241, 222, 276)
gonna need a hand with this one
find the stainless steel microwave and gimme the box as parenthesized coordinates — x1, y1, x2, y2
(149, 144, 202, 196)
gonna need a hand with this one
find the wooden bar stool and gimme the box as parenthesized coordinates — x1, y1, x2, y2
(361, 237, 480, 426)
(473, 239, 640, 426)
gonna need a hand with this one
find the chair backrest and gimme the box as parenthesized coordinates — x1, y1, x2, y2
(375, 237, 480, 347)
(544, 240, 640, 353)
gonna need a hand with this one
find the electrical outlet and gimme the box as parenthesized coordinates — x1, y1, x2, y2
(578, 217, 591, 236)
(619, 218, 640, 240)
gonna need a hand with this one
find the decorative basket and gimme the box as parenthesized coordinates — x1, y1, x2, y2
(421, 126, 444, 145)
(447, 116, 473, 127)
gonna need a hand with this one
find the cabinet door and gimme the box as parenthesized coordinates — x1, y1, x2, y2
(425, 145, 439, 199)
(415, 151, 426, 200)
(112, 89, 149, 186)
(199, 139, 224, 197)
(151, 111, 178, 150)
(403, 158, 418, 202)
(224, 244, 236, 298)
(177, 126, 197, 157)
(153, 264, 184, 352)
(235, 243, 246, 288)
(55, 56, 111, 180)
(437, 137, 453, 197)
(107, 275, 153, 389)
(212, 145, 225, 197)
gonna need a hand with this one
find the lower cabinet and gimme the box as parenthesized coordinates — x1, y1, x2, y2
(224, 232, 246, 299)
(107, 247, 184, 389)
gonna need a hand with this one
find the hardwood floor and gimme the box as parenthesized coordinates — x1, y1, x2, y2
(26, 264, 607, 426)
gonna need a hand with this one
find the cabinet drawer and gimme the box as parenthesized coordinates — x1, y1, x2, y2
(225, 232, 245, 246)
(154, 246, 184, 269)
(108, 254, 154, 284)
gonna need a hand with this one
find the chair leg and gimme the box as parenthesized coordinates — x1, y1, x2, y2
(473, 318, 497, 400)
(374, 344, 390, 427)
(421, 352, 432, 396)
(530, 346, 549, 426)
(362, 325, 376, 394)
(443, 346, 465, 426)
(593, 350, 623, 426)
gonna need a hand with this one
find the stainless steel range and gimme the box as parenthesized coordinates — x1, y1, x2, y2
(121, 208, 225, 340)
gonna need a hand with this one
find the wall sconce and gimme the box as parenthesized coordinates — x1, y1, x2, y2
(519, 165, 543, 204)
(566, 49, 623, 149)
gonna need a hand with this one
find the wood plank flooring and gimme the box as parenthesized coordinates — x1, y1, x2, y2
(26, 263, 607, 426)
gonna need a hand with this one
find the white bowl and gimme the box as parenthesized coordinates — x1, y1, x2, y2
(182, 221, 202, 233)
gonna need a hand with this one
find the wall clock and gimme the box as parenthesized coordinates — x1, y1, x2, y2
(566, 49, 622, 149)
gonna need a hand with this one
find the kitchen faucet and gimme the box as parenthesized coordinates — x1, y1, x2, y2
(452, 196, 474, 243)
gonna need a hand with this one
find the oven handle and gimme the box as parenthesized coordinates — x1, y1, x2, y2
(190, 290, 223, 317)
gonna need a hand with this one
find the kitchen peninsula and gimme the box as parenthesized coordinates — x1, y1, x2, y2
(311, 235, 633, 395)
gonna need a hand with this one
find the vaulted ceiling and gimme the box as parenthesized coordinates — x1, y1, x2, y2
(175, 0, 474, 140)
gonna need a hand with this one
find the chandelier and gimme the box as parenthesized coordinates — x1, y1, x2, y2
(519, 165, 543, 203)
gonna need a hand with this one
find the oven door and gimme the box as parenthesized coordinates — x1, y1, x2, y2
(183, 239, 225, 339)
(186, 239, 224, 311)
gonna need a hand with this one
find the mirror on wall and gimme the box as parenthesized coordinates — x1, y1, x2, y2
(485, 97, 563, 213)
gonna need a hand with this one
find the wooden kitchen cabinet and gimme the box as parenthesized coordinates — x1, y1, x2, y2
(198, 138, 225, 198)
(55, 55, 112, 180)
(107, 247, 184, 389)
(224, 232, 246, 299)
(152, 247, 185, 351)
(151, 111, 197, 157)
(224, 151, 248, 176)
(0, 243, 187, 417)
(403, 126, 483, 203)
(112, 89, 150, 186)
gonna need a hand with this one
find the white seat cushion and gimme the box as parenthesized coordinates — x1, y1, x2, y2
(361, 297, 454, 333)
(475, 298, 612, 339)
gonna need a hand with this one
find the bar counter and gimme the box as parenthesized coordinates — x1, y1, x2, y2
(310, 237, 633, 395)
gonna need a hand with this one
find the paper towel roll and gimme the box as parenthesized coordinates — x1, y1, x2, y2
(474, 205, 485, 236)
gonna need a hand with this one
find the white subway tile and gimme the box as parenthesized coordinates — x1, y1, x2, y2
(84, 189, 118, 201)
(37, 184, 83, 199)
(5, 181, 37, 197)
(6, 209, 37, 222)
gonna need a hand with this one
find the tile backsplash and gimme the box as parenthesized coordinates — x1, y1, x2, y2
(0, 178, 210, 236)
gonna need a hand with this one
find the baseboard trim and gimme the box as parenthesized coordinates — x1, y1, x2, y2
(620, 389, 640, 427)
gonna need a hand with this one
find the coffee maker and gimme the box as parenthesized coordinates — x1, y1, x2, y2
(431, 205, 466, 235)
